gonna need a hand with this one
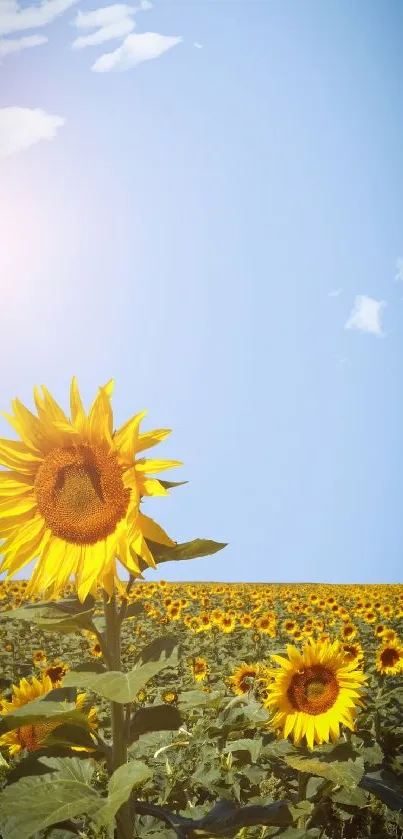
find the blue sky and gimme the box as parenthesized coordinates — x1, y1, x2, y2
(1, 0, 403, 585)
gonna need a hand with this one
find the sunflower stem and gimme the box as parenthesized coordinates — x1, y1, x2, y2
(103, 589, 133, 839)
(297, 771, 308, 828)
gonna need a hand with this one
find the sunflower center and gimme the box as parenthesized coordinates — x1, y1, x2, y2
(381, 648, 399, 667)
(287, 664, 339, 715)
(35, 444, 131, 545)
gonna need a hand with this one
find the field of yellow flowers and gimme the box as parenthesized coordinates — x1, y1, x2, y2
(0, 579, 402, 839)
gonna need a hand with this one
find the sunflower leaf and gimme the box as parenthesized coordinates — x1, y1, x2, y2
(142, 538, 228, 568)
(128, 705, 182, 742)
(0, 757, 100, 839)
(63, 641, 179, 704)
(93, 760, 152, 826)
(158, 479, 189, 489)
(2, 602, 95, 635)
(284, 755, 365, 793)
(0, 695, 90, 735)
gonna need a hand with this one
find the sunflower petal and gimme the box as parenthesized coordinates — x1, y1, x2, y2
(135, 458, 183, 474)
(137, 512, 175, 546)
(136, 428, 171, 453)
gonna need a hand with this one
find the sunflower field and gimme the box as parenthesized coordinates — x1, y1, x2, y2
(0, 381, 402, 839)
(1, 580, 403, 839)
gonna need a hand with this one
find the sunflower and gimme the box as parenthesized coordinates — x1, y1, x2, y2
(162, 689, 178, 704)
(341, 624, 357, 642)
(0, 378, 181, 601)
(90, 641, 102, 658)
(376, 641, 403, 676)
(43, 660, 69, 685)
(0, 673, 97, 756)
(32, 649, 47, 666)
(263, 639, 367, 750)
(228, 662, 260, 695)
(341, 642, 364, 667)
(219, 614, 236, 634)
(190, 656, 209, 682)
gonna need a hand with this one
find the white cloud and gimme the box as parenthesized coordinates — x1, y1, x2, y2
(0, 0, 77, 37)
(72, 18, 135, 48)
(0, 32, 47, 56)
(344, 295, 385, 337)
(92, 30, 181, 72)
(71, 2, 152, 49)
(0, 106, 65, 158)
(394, 256, 403, 283)
(328, 288, 342, 297)
(193, 41, 203, 49)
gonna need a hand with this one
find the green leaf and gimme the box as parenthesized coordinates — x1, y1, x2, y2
(123, 602, 144, 620)
(223, 738, 262, 763)
(129, 705, 182, 741)
(94, 760, 152, 826)
(64, 640, 179, 704)
(193, 799, 293, 834)
(178, 689, 223, 710)
(141, 538, 228, 569)
(41, 723, 97, 751)
(359, 773, 403, 811)
(0, 696, 88, 736)
(2, 600, 95, 635)
(132, 635, 179, 667)
(0, 757, 100, 839)
(284, 755, 365, 792)
(159, 479, 189, 489)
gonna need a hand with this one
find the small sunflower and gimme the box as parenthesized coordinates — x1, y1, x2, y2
(0, 378, 181, 601)
(376, 641, 403, 676)
(263, 639, 367, 750)
(219, 614, 236, 634)
(32, 649, 47, 666)
(0, 673, 97, 756)
(341, 642, 364, 667)
(190, 656, 209, 682)
(228, 662, 260, 695)
(341, 624, 357, 641)
(162, 689, 178, 704)
(43, 660, 69, 685)
(90, 641, 102, 658)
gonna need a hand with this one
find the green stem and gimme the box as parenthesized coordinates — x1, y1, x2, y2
(103, 589, 132, 839)
(297, 771, 308, 829)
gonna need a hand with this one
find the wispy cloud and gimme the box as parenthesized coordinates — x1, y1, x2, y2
(394, 256, 403, 283)
(193, 41, 203, 49)
(92, 30, 181, 72)
(0, 106, 65, 158)
(345, 295, 385, 337)
(0, 32, 47, 57)
(71, 3, 139, 49)
(328, 288, 342, 297)
(0, 0, 77, 37)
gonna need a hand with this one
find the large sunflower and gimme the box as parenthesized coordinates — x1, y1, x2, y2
(0, 379, 181, 601)
(263, 639, 367, 750)
(0, 673, 97, 756)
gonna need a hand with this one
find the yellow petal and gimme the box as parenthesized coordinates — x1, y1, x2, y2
(87, 388, 113, 447)
(131, 529, 156, 569)
(137, 512, 175, 547)
(0, 496, 37, 516)
(70, 377, 86, 430)
(0, 438, 43, 469)
(3, 525, 50, 576)
(136, 476, 169, 497)
(115, 411, 147, 462)
(135, 458, 183, 474)
(136, 428, 171, 453)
